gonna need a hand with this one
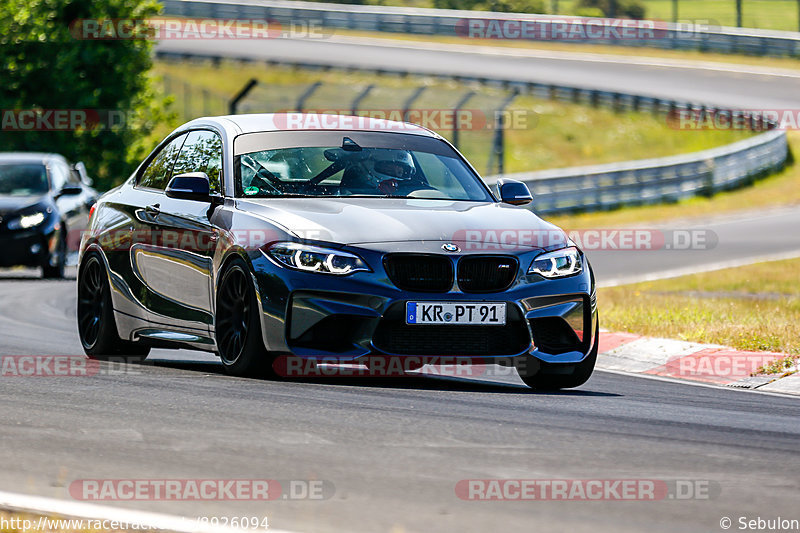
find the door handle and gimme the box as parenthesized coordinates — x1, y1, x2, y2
(145, 203, 161, 217)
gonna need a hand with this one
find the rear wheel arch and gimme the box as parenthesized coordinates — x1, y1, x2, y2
(77, 250, 150, 361)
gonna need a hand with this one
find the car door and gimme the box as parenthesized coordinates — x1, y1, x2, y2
(132, 129, 223, 334)
(49, 161, 83, 235)
(58, 161, 94, 251)
(106, 133, 188, 326)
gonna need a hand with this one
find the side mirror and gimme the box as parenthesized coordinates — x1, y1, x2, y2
(166, 172, 212, 202)
(497, 178, 532, 206)
(58, 184, 83, 197)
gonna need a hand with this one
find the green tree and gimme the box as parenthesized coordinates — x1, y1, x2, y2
(0, 0, 170, 191)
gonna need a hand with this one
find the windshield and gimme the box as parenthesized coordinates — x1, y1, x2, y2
(235, 145, 493, 201)
(0, 163, 49, 196)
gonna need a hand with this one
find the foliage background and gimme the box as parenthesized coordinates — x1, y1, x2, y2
(0, 0, 172, 191)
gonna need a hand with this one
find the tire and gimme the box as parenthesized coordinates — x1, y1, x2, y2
(77, 253, 150, 362)
(215, 257, 276, 378)
(519, 319, 599, 390)
(42, 232, 66, 279)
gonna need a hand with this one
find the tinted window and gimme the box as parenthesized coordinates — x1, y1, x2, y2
(171, 130, 223, 194)
(0, 164, 49, 196)
(236, 146, 492, 201)
(49, 162, 70, 191)
(138, 134, 188, 190)
(68, 167, 82, 185)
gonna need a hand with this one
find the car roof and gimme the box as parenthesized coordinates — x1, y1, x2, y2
(0, 152, 68, 165)
(177, 113, 442, 139)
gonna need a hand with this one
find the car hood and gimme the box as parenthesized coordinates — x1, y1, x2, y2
(236, 198, 567, 251)
(0, 195, 48, 216)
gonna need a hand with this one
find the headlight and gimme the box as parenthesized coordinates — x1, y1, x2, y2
(7, 212, 46, 230)
(528, 247, 582, 278)
(265, 242, 370, 275)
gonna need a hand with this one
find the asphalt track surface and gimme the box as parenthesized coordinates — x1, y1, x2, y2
(2, 38, 800, 533)
(1, 246, 799, 533)
(157, 35, 800, 109)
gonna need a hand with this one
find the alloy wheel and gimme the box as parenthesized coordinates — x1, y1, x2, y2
(77, 256, 105, 348)
(217, 266, 252, 366)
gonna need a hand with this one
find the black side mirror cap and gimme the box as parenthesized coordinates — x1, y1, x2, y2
(497, 178, 533, 206)
(166, 173, 212, 202)
(58, 184, 83, 197)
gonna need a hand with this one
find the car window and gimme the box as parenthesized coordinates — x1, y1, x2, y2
(236, 146, 493, 201)
(0, 164, 49, 196)
(138, 134, 188, 190)
(68, 167, 82, 185)
(49, 162, 70, 191)
(171, 130, 223, 194)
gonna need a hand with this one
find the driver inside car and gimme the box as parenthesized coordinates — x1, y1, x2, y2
(339, 149, 417, 196)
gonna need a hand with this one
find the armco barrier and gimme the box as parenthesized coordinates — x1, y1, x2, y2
(161, 0, 800, 57)
(484, 130, 788, 214)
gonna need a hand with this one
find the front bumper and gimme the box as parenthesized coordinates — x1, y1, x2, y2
(0, 230, 54, 268)
(247, 246, 597, 365)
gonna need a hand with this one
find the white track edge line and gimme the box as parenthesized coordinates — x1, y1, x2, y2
(595, 368, 800, 399)
(0, 490, 300, 533)
(597, 249, 800, 287)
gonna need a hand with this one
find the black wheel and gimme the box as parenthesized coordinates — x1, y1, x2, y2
(519, 319, 599, 390)
(42, 232, 66, 279)
(77, 253, 150, 362)
(216, 258, 276, 377)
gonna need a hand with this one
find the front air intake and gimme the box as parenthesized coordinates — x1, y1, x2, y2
(384, 254, 453, 292)
(457, 256, 518, 293)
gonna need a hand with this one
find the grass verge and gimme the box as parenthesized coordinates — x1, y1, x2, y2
(598, 257, 800, 362)
(332, 0, 800, 35)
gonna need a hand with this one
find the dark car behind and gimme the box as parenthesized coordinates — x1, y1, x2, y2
(0, 153, 97, 277)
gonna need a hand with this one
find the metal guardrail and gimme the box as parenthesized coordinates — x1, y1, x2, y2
(161, 0, 800, 57)
(485, 130, 788, 214)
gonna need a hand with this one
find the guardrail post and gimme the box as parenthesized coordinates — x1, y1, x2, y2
(350, 84, 375, 115)
(402, 86, 427, 122)
(229, 78, 258, 115)
(202, 89, 210, 116)
(736, 0, 743, 27)
(163, 74, 172, 98)
(488, 88, 519, 176)
(183, 81, 192, 120)
(296, 81, 323, 112)
(451, 90, 475, 150)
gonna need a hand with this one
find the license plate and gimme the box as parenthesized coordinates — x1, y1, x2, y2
(405, 302, 506, 326)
